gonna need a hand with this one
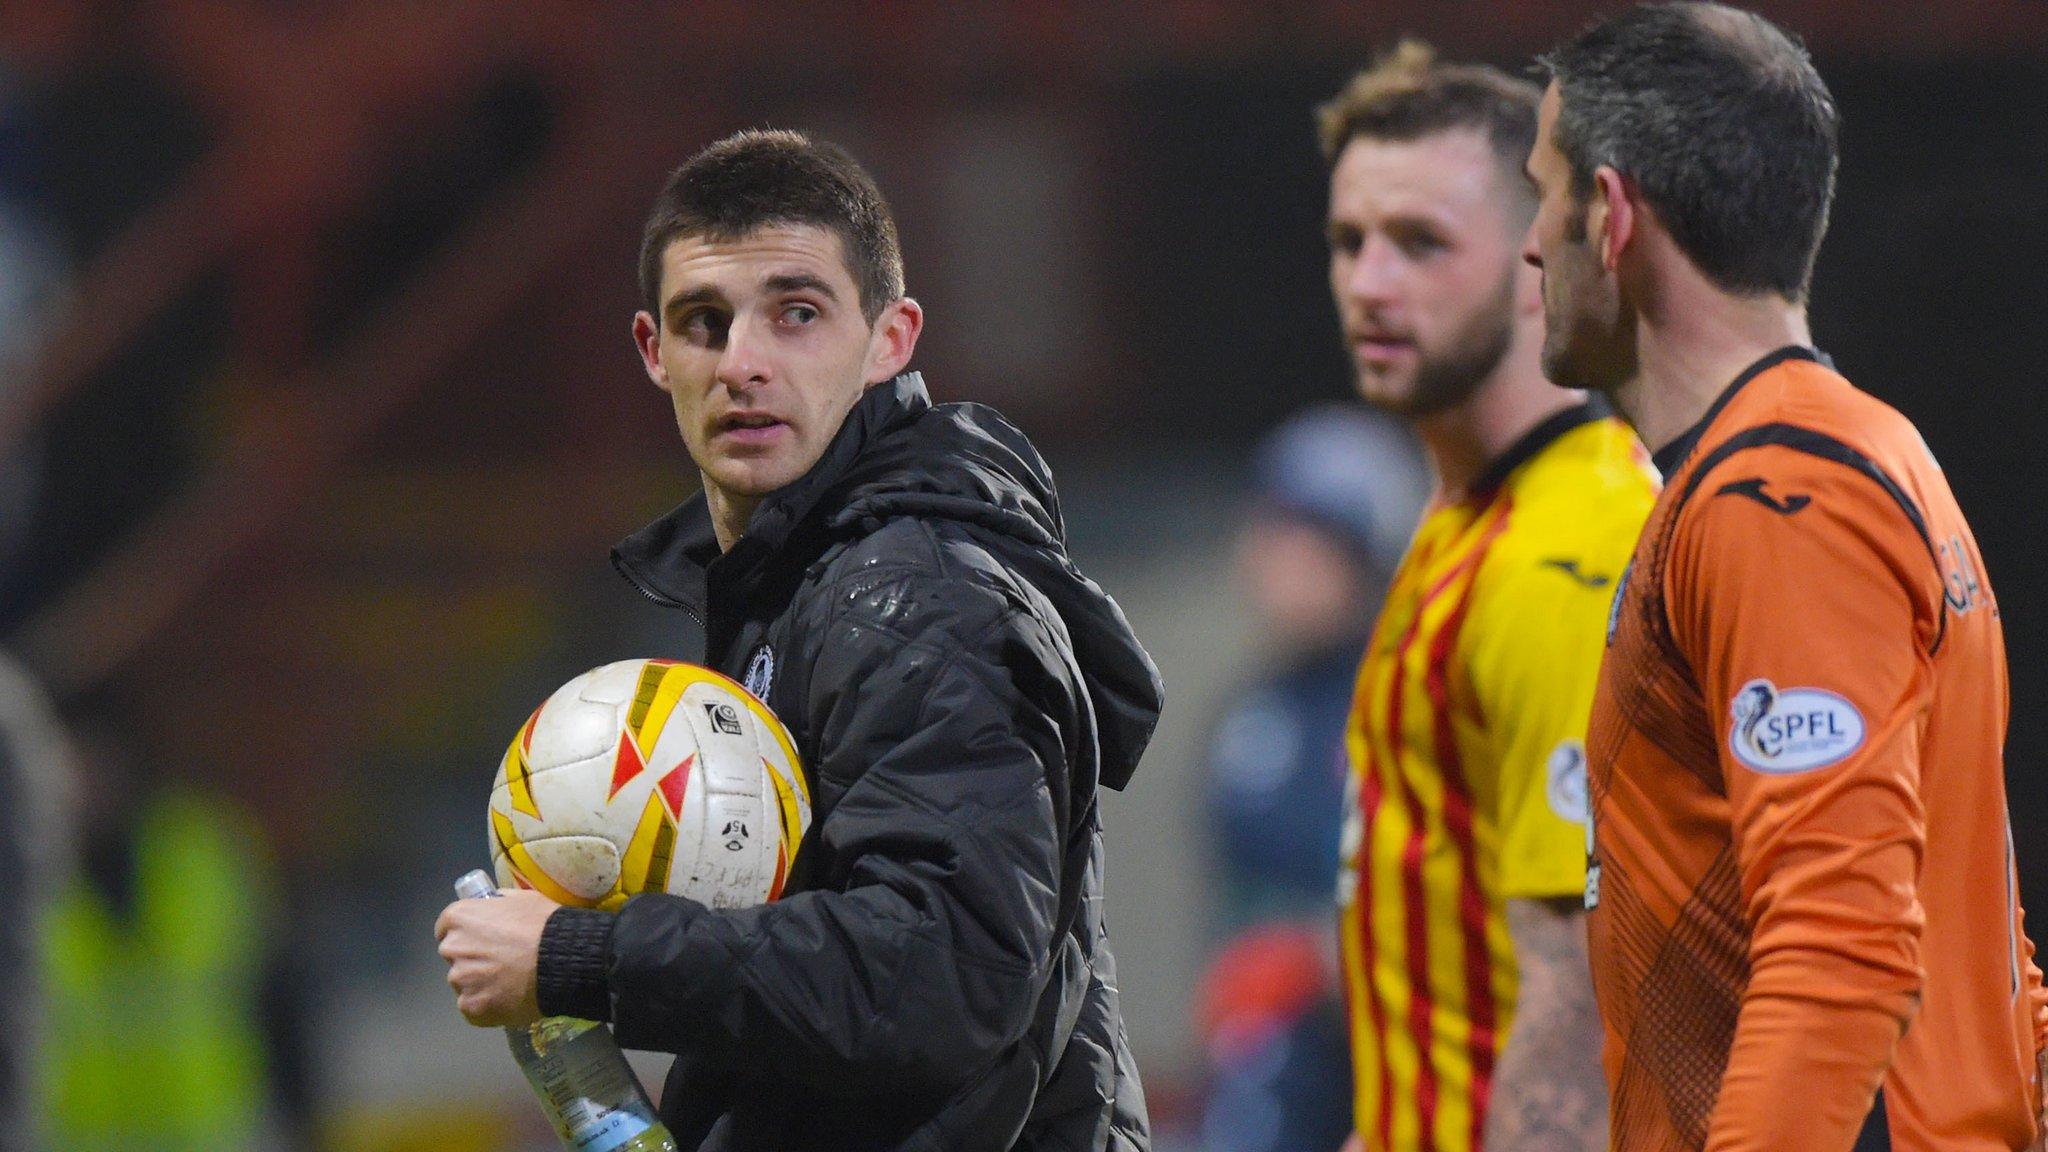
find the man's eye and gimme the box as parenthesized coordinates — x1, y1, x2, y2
(1328, 231, 1362, 257)
(1400, 233, 1447, 257)
(782, 304, 819, 324)
(681, 310, 728, 343)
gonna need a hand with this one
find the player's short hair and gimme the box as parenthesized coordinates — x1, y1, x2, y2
(639, 129, 904, 324)
(1538, 2, 1839, 302)
(1316, 40, 1541, 217)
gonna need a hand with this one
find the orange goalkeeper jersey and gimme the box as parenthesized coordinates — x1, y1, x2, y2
(1586, 347, 2048, 1150)
(1342, 403, 1655, 1151)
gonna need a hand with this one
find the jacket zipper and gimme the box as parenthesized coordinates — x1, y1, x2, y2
(618, 563, 706, 629)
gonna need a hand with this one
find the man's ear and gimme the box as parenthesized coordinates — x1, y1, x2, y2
(1513, 217, 1545, 319)
(1592, 165, 1635, 274)
(632, 311, 669, 392)
(865, 297, 924, 385)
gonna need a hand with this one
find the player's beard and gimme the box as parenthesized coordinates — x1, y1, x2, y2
(1541, 303, 1636, 397)
(1539, 205, 1637, 395)
(1367, 264, 1518, 419)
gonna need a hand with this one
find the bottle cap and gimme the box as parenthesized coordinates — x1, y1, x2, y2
(453, 869, 500, 900)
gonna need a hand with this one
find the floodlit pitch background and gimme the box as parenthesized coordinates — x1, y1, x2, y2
(2, 3, 2044, 1149)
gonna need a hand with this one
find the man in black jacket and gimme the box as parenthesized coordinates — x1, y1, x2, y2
(436, 129, 1162, 1151)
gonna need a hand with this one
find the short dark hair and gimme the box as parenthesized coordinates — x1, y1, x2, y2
(1317, 40, 1541, 215)
(639, 129, 904, 324)
(1538, 2, 1839, 302)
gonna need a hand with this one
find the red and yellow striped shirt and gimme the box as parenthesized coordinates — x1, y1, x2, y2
(1340, 405, 1654, 1151)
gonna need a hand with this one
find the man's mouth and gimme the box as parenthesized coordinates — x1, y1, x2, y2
(714, 412, 789, 444)
(1351, 333, 1415, 362)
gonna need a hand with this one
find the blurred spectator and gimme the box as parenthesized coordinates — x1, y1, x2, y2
(0, 53, 65, 611)
(1196, 405, 1425, 1152)
(38, 701, 319, 1152)
(0, 194, 57, 585)
(0, 651, 75, 1152)
(1203, 403, 1426, 932)
(0, 60, 74, 1151)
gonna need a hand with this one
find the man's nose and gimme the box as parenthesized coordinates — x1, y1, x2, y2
(716, 315, 771, 391)
(1342, 236, 1403, 306)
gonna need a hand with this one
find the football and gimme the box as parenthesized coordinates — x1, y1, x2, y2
(487, 659, 810, 911)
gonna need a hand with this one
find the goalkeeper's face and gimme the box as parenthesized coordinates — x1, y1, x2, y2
(1523, 83, 1634, 395)
(633, 224, 922, 512)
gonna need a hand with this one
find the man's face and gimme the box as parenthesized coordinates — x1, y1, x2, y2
(634, 224, 902, 507)
(1326, 129, 1525, 417)
(1523, 84, 1633, 393)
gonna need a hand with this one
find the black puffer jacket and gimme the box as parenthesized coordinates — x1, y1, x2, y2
(537, 373, 1162, 1151)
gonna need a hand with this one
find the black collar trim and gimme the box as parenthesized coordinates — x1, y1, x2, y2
(1650, 345, 1826, 477)
(1469, 394, 1614, 497)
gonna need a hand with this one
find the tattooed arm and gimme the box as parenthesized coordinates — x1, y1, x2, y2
(1484, 897, 1608, 1151)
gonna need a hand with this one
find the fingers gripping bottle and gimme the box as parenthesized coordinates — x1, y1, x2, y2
(453, 870, 678, 1152)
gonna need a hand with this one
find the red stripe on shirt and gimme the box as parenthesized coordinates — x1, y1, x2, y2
(1380, 541, 1490, 1150)
(1427, 503, 1514, 1149)
(1356, 734, 1396, 1152)
(1384, 604, 1439, 1150)
(1351, 570, 1414, 1152)
(1390, 513, 1512, 1151)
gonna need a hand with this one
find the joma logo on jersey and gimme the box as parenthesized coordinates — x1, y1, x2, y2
(1716, 477, 1810, 515)
(1728, 679, 1865, 773)
(1540, 557, 1611, 589)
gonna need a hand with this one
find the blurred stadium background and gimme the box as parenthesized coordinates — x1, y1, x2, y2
(0, 2, 2044, 1149)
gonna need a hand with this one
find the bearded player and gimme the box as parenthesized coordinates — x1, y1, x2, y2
(1318, 43, 1655, 1152)
(1526, 4, 2048, 1147)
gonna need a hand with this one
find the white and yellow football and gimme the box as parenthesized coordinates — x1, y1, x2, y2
(487, 659, 810, 911)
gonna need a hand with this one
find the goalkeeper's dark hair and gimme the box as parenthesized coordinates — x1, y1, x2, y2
(639, 129, 904, 325)
(1538, 2, 1839, 302)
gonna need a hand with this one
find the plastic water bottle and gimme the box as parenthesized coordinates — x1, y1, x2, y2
(453, 869, 679, 1152)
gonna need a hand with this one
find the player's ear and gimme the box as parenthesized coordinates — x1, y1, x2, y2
(865, 296, 923, 385)
(633, 311, 670, 393)
(1513, 219, 1545, 318)
(1592, 166, 1634, 273)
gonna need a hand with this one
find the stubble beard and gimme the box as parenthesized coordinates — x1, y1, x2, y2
(1537, 199, 1638, 397)
(1540, 282, 1637, 398)
(1358, 265, 1519, 420)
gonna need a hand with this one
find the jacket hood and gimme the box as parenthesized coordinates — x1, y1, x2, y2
(614, 372, 1162, 790)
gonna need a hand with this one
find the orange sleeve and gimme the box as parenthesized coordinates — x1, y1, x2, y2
(1668, 449, 1938, 1152)
(2023, 906, 2048, 1054)
(2034, 953, 2047, 1119)
(2036, 968, 2048, 1055)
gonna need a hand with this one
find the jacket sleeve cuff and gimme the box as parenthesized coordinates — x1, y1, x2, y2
(537, 906, 615, 1022)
